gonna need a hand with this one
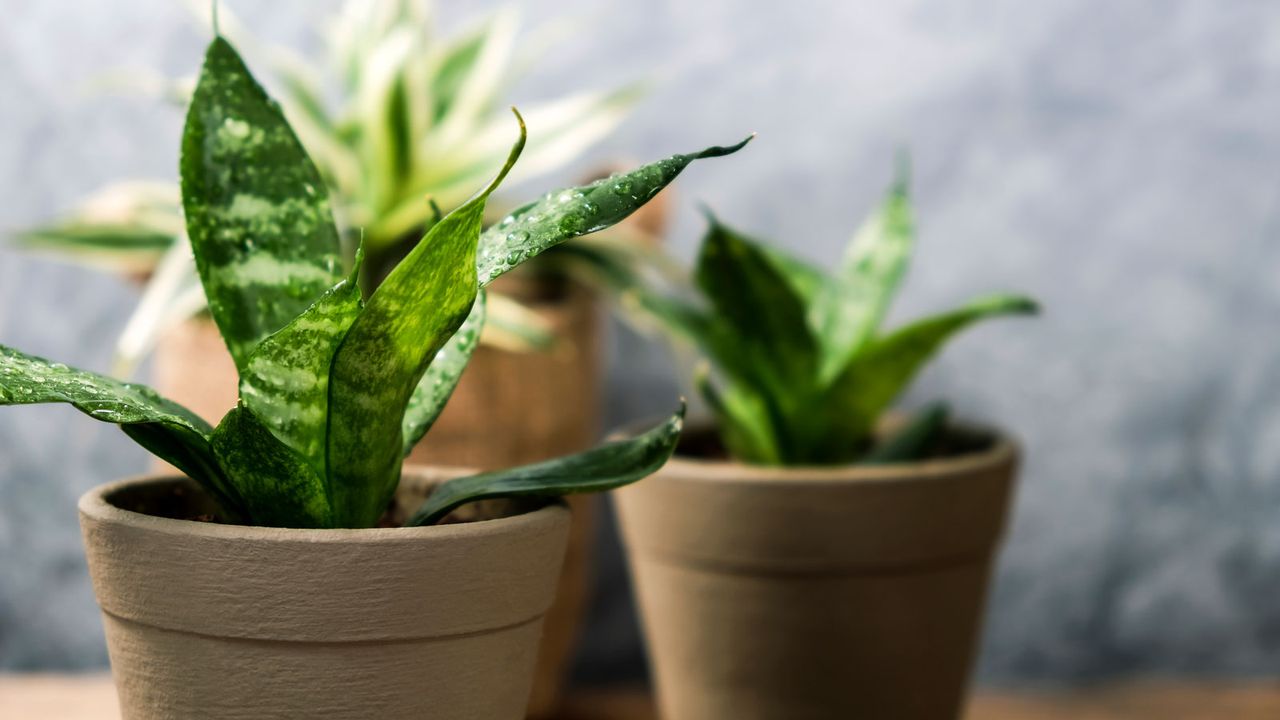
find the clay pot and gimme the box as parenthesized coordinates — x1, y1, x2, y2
(614, 425, 1020, 720)
(78, 468, 570, 720)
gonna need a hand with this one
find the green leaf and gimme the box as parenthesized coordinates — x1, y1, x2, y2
(238, 249, 364, 482)
(211, 404, 333, 528)
(120, 422, 245, 521)
(694, 366, 781, 465)
(326, 113, 525, 528)
(694, 216, 816, 407)
(15, 225, 176, 253)
(475, 136, 754, 287)
(430, 24, 489, 123)
(181, 37, 345, 372)
(757, 243, 826, 307)
(809, 171, 914, 387)
(400, 289, 486, 456)
(814, 293, 1038, 461)
(859, 402, 949, 465)
(0, 344, 240, 514)
(407, 403, 685, 526)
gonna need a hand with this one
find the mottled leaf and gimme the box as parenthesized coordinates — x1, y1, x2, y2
(211, 405, 333, 528)
(327, 114, 525, 528)
(181, 37, 345, 372)
(475, 136, 753, 287)
(239, 249, 364, 481)
(0, 344, 240, 512)
(407, 403, 684, 527)
(400, 289, 486, 456)
(809, 173, 914, 386)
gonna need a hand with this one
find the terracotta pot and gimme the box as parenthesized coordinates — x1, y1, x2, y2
(614, 425, 1020, 720)
(78, 469, 570, 720)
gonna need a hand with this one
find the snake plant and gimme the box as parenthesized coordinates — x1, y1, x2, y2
(622, 166, 1038, 466)
(0, 36, 747, 528)
(17, 0, 644, 371)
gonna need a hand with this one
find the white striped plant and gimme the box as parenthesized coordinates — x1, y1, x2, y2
(16, 0, 644, 373)
(0, 35, 748, 528)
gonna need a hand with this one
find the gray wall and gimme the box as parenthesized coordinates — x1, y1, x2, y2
(3, 0, 1280, 685)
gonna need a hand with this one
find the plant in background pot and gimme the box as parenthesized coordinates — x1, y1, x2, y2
(0, 33, 747, 719)
(610, 166, 1038, 719)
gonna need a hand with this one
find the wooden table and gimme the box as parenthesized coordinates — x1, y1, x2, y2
(5, 676, 1280, 719)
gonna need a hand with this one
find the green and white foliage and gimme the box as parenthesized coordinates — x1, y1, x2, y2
(623, 169, 1038, 466)
(0, 36, 745, 528)
(16, 0, 645, 372)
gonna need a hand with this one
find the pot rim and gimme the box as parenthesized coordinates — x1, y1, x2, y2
(644, 418, 1019, 486)
(79, 470, 567, 541)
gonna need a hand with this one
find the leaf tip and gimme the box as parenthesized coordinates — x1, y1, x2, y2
(479, 108, 528, 199)
(893, 147, 912, 195)
(694, 133, 756, 160)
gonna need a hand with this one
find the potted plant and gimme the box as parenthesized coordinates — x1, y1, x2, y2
(610, 167, 1038, 719)
(15, 3, 669, 712)
(0, 34, 747, 719)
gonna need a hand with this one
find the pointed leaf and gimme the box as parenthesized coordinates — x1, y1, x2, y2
(0, 345, 240, 512)
(181, 37, 344, 372)
(694, 217, 816, 402)
(211, 405, 333, 527)
(239, 252, 364, 481)
(327, 116, 525, 528)
(475, 136, 753, 287)
(400, 289, 486, 456)
(694, 367, 781, 465)
(817, 294, 1038, 459)
(407, 404, 684, 526)
(809, 176, 914, 386)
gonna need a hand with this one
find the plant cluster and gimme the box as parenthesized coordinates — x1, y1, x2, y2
(620, 169, 1038, 466)
(18, 0, 645, 369)
(0, 35, 748, 528)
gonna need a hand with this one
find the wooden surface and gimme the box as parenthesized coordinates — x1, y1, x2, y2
(5, 676, 1280, 719)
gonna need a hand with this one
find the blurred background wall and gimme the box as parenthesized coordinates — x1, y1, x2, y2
(3, 0, 1280, 686)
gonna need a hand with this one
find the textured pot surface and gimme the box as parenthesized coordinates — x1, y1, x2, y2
(614, 429, 1020, 720)
(79, 469, 570, 720)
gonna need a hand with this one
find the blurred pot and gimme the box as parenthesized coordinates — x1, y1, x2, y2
(153, 316, 238, 426)
(614, 424, 1019, 720)
(409, 272, 601, 718)
(78, 468, 570, 720)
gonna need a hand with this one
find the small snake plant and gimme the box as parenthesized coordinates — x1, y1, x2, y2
(0, 35, 747, 528)
(617, 166, 1038, 466)
(16, 0, 645, 372)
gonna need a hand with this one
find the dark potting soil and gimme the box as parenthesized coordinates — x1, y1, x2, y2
(105, 477, 553, 529)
